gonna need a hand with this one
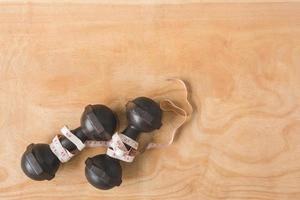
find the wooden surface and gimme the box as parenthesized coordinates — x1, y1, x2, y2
(1, 1, 300, 200)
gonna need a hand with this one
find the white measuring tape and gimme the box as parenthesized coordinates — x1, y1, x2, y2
(49, 78, 192, 163)
(50, 126, 86, 163)
(50, 126, 139, 163)
(106, 133, 138, 162)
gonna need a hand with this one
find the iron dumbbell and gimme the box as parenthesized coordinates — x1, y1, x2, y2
(21, 104, 117, 181)
(85, 97, 163, 190)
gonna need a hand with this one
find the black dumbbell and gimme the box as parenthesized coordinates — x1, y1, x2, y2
(21, 105, 117, 181)
(85, 97, 163, 190)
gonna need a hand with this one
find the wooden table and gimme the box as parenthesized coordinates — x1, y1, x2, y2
(1, 1, 300, 199)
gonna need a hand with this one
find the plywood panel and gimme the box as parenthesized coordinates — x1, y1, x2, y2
(0, 2, 300, 200)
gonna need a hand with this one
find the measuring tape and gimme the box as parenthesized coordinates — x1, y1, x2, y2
(49, 78, 192, 163)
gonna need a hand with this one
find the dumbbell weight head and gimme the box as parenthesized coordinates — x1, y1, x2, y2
(85, 154, 122, 190)
(126, 97, 162, 132)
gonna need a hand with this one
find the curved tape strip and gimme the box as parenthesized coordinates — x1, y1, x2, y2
(106, 133, 137, 162)
(87, 78, 193, 162)
(50, 135, 74, 163)
(61, 126, 86, 151)
(146, 78, 193, 149)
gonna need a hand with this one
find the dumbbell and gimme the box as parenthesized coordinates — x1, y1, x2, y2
(21, 104, 117, 181)
(85, 97, 163, 190)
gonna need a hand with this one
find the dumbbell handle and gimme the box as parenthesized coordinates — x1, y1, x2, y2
(120, 125, 140, 150)
(59, 127, 88, 154)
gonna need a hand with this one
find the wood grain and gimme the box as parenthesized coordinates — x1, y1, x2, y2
(0, 2, 300, 200)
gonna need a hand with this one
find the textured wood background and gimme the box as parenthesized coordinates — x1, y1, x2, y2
(1, 1, 300, 200)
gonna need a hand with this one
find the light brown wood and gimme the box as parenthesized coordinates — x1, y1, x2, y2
(0, 2, 300, 200)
